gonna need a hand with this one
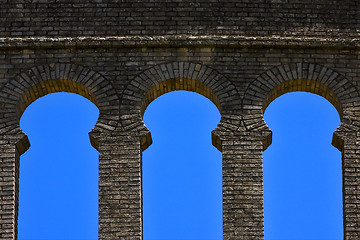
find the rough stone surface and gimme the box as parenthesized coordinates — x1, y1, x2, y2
(1, 1, 360, 239)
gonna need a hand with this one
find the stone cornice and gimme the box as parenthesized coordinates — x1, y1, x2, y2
(1, 35, 360, 50)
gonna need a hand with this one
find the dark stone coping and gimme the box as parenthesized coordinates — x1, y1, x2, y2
(1, 35, 360, 50)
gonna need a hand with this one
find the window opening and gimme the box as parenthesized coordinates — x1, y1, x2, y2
(143, 91, 222, 240)
(18, 92, 99, 240)
(263, 92, 342, 240)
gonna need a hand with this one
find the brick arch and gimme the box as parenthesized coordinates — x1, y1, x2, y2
(243, 63, 360, 150)
(120, 62, 241, 151)
(0, 63, 120, 152)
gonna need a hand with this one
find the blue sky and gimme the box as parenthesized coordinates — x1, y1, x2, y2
(17, 90, 342, 240)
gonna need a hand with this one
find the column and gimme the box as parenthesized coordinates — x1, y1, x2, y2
(343, 134, 360, 239)
(97, 130, 142, 239)
(0, 131, 29, 240)
(221, 131, 265, 240)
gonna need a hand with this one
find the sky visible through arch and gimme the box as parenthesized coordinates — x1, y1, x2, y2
(17, 91, 342, 240)
(263, 92, 342, 240)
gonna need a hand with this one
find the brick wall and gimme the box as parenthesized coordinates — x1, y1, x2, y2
(1, 1, 360, 239)
(0, 0, 359, 38)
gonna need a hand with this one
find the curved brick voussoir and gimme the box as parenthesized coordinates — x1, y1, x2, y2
(120, 61, 242, 151)
(243, 62, 360, 150)
(0, 63, 120, 152)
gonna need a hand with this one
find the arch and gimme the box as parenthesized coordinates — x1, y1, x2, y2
(18, 92, 99, 239)
(142, 91, 222, 239)
(262, 92, 343, 239)
(243, 63, 360, 150)
(0, 63, 120, 152)
(120, 62, 241, 151)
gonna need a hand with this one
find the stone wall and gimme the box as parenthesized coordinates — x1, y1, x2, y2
(1, 1, 360, 239)
(0, 0, 358, 38)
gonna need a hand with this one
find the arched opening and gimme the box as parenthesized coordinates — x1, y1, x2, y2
(142, 91, 222, 240)
(263, 92, 342, 239)
(18, 92, 99, 239)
